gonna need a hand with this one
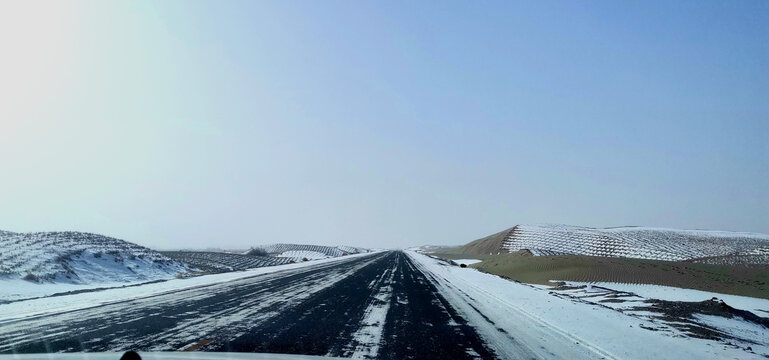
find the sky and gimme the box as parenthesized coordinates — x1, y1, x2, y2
(0, 1, 767, 250)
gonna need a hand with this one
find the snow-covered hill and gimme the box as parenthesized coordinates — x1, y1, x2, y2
(254, 244, 369, 261)
(161, 251, 294, 273)
(502, 224, 769, 263)
(0, 231, 188, 284)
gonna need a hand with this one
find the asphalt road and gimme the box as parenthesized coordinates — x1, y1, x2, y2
(0, 252, 498, 359)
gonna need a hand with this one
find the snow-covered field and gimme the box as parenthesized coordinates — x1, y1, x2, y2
(409, 251, 769, 359)
(502, 224, 769, 263)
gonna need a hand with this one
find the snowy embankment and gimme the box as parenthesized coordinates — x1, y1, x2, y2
(0, 251, 381, 323)
(408, 251, 769, 359)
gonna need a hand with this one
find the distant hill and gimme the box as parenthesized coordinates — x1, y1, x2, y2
(0, 231, 188, 284)
(251, 244, 369, 261)
(439, 224, 769, 264)
(441, 227, 514, 256)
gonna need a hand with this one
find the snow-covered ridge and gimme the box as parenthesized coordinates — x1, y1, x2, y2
(502, 224, 769, 262)
(255, 244, 369, 261)
(0, 230, 188, 284)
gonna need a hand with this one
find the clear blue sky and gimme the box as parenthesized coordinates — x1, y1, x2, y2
(0, 1, 766, 249)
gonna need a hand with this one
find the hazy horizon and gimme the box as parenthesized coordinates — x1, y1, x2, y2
(1, 1, 767, 250)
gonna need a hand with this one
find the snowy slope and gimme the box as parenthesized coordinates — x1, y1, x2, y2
(161, 251, 293, 273)
(502, 224, 769, 262)
(0, 231, 188, 284)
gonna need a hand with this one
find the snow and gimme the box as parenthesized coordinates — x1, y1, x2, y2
(408, 251, 768, 359)
(502, 224, 769, 262)
(0, 352, 343, 360)
(452, 259, 482, 265)
(0, 252, 381, 323)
